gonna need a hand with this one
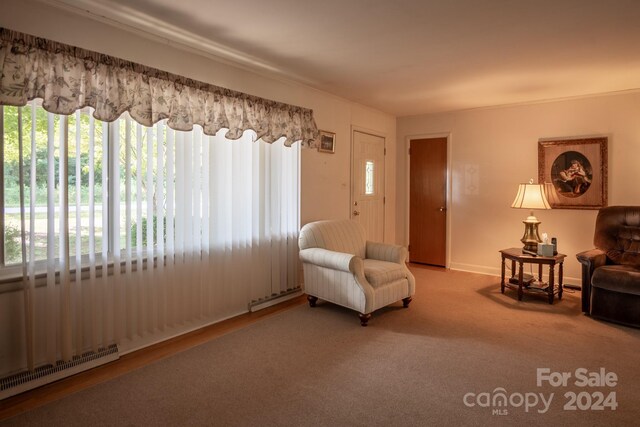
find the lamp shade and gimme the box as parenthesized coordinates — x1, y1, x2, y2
(511, 182, 551, 210)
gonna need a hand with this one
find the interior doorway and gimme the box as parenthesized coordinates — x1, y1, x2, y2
(409, 137, 448, 266)
(351, 130, 385, 242)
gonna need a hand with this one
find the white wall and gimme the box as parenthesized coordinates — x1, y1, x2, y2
(397, 91, 640, 284)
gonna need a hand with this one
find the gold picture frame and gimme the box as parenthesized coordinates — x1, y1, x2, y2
(318, 130, 336, 153)
(538, 137, 608, 209)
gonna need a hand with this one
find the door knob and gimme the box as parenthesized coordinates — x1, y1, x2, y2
(353, 210, 360, 216)
(438, 207, 446, 212)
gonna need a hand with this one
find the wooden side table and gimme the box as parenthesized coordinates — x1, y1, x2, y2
(499, 248, 566, 304)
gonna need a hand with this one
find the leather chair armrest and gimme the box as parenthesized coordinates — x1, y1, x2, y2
(576, 249, 607, 266)
(299, 248, 358, 273)
(576, 249, 607, 313)
(365, 241, 408, 264)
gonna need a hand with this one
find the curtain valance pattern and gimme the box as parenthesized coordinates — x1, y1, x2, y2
(0, 28, 319, 147)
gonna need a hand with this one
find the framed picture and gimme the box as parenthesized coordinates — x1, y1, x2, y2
(318, 130, 336, 153)
(538, 137, 608, 209)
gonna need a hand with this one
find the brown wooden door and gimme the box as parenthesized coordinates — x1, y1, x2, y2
(409, 137, 447, 266)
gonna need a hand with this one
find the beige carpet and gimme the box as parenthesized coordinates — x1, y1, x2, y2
(3, 266, 639, 426)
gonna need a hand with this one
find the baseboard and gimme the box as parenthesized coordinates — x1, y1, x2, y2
(449, 262, 501, 277)
(448, 262, 581, 287)
(118, 309, 248, 357)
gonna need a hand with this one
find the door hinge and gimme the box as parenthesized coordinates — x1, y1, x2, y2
(384, 148, 386, 155)
(383, 196, 386, 204)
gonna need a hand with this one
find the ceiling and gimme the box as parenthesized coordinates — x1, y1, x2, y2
(48, 0, 640, 116)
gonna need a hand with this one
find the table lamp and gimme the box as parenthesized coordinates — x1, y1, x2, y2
(511, 179, 551, 252)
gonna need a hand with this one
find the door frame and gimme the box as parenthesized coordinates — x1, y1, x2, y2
(405, 132, 452, 268)
(351, 126, 386, 242)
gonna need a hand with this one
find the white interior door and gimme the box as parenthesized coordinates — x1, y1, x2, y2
(351, 130, 385, 241)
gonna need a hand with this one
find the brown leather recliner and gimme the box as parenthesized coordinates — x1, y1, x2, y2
(576, 206, 640, 328)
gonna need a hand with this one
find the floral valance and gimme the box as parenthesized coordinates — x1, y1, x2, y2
(0, 28, 319, 147)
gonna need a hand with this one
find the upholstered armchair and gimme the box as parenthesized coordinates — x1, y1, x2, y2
(299, 219, 415, 326)
(576, 206, 640, 328)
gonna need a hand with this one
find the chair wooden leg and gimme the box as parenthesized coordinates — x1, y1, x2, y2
(402, 296, 413, 308)
(307, 295, 318, 307)
(358, 313, 371, 327)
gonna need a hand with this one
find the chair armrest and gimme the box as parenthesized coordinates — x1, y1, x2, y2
(365, 241, 408, 264)
(299, 248, 359, 273)
(576, 249, 607, 313)
(576, 249, 607, 267)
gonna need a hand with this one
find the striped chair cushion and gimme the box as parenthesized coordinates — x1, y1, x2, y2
(363, 259, 407, 287)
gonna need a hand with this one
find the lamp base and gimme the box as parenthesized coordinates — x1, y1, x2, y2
(521, 216, 542, 252)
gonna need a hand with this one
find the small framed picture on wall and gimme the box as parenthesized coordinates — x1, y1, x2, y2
(318, 130, 336, 153)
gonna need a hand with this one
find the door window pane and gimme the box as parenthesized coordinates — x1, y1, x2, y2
(365, 160, 374, 195)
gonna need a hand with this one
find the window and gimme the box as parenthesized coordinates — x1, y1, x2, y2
(1, 103, 115, 271)
(1, 103, 106, 268)
(365, 160, 375, 195)
(1, 101, 300, 281)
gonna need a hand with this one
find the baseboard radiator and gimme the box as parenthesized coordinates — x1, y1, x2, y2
(0, 344, 119, 400)
(249, 287, 303, 312)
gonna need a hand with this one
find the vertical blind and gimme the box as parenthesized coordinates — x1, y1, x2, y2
(5, 101, 299, 372)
